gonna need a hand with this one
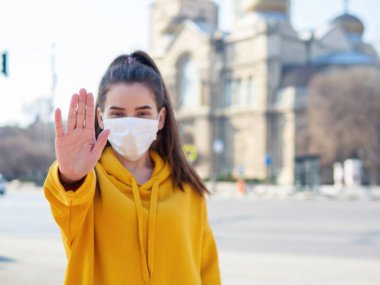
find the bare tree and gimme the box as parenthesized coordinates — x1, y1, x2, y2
(0, 123, 55, 185)
(304, 66, 380, 185)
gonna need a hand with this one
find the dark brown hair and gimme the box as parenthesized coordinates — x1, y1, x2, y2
(95, 50, 209, 196)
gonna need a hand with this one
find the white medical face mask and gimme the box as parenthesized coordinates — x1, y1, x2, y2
(103, 116, 159, 161)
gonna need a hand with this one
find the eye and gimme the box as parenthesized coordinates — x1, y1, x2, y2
(137, 112, 150, 117)
(109, 112, 125, 118)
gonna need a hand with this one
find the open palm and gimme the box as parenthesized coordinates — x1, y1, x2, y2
(55, 89, 110, 183)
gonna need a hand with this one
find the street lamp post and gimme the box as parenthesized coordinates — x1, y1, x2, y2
(211, 138, 224, 193)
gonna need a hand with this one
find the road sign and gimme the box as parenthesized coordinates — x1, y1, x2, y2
(1, 51, 8, 77)
(265, 154, 272, 168)
(183, 144, 197, 163)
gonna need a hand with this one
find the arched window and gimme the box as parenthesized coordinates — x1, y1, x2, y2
(177, 55, 200, 109)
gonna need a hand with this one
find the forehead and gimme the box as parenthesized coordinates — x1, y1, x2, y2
(104, 83, 157, 109)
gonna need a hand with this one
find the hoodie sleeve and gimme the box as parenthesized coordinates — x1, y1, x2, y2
(44, 160, 96, 248)
(201, 199, 222, 285)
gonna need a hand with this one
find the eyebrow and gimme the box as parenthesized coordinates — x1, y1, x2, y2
(109, 106, 126, 111)
(108, 105, 153, 111)
(135, 105, 153, 111)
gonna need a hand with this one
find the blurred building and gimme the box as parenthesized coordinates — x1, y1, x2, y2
(149, 0, 378, 184)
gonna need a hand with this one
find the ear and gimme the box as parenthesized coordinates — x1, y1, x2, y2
(97, 107, 104, 129)
(158, 107, 166, 131)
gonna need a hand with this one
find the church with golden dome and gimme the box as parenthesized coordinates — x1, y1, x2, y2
(149, 0, 378, 185)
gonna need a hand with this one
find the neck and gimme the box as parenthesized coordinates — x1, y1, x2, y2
(112, 149, 155, 180)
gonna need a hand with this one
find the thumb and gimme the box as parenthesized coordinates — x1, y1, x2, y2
(92, 129, 111, 157)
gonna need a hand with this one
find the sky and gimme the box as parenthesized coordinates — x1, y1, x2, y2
(0, 0, 379, 127)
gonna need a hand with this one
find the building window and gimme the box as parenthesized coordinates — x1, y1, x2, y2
(247, 76, 255, 105)
(225, 79, 233, 107)
(177, 56, 200, 109)
(225, 77, 254, 108)
(225, 78, 246, 108)
(234, 79, 244, 106)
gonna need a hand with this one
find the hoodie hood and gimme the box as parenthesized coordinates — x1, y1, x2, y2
(98, 147, 172, 284)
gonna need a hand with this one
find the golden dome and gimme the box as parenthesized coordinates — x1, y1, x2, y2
(332, 14, 365, 34)
(242, 0, 288, 13)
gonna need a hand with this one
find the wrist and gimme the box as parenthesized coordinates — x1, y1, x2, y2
(61, 179, 85, 190)
(58, 169, 85, 190)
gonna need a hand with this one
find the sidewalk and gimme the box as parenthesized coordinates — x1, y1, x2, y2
(220, 250, 380, 285)
(206, 182, 380, 201)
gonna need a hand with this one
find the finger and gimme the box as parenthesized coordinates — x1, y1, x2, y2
(54, 108, 64, 138)
(92, 129, 110, 157)
(76, 89, 87, 129)
(85, 92, 95, 130)
(67, 94, 79, 132)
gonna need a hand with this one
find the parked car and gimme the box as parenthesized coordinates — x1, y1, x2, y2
(0, 174, 6, 195)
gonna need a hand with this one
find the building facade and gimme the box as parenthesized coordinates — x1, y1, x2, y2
(149, 0, 378, 184)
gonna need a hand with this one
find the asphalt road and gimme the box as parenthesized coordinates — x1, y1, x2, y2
(0, 190, 379, 285)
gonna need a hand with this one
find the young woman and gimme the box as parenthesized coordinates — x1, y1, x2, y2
(44, 51, 221, 285)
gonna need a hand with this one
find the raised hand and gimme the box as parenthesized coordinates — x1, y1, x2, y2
(54, 89, 110, 184)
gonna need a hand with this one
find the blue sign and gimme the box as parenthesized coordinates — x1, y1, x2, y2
(265, 154, 272, 168)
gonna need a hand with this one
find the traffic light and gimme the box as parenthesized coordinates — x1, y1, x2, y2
(1, 51, 8, 77)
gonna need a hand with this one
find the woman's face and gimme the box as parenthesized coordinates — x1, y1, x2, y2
(97, 82, 166, 130)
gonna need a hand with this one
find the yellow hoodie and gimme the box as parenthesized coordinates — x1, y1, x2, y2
(44, 147, 221, 285)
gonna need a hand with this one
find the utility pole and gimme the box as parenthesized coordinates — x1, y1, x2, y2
(45, 43, 57, 151)
(49, 43, 57, 116)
